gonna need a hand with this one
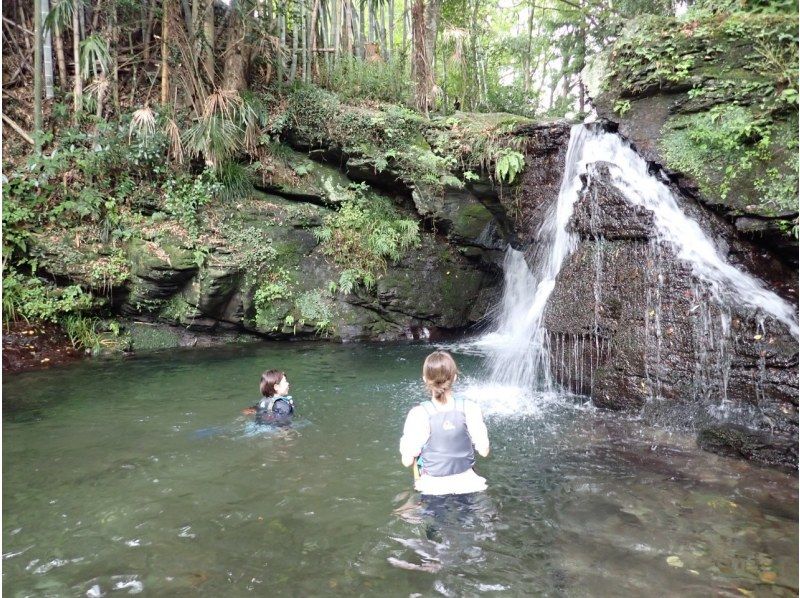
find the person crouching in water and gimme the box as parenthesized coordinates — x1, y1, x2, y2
(247, 369, 294, 426)
(399, 351, 490, 495)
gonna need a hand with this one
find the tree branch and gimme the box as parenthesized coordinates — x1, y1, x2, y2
(2, 113, 35, 145)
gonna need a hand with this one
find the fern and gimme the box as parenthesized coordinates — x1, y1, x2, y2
(494, 149, 526, 184)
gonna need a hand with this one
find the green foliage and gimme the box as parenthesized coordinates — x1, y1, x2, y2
(162, 170, 221, 237)
(3, 269, 95, 326)
(253, 268, 294, 330)
(314, 183, 420, 293)
(294, 290, 335, 335)
(79, 35, 110, 79)
(284, 87, 459, 192)
(320, 56, 410, 104)
(662, 106, 797, 225)
(494, 149, 526, 184)
(61, 315, 101, 351)
(88, 251, 130, 295)
(614, 99, 632, 116)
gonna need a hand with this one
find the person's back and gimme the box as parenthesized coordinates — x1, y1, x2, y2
(255, 394, 294, 426)
(400, 351, 490, 495)
(418, 398, 474, 477)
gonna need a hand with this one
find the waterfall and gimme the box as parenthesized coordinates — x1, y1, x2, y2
(482, 124, 798, 394)
(478, 124, 591, 391)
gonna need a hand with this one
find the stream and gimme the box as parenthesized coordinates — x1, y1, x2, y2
(3, 341, 797, 596)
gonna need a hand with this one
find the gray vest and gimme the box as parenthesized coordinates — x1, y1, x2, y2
(419, 398, 475, 477)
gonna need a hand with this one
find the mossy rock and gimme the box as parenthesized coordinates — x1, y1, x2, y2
(259, 147, 354, 207)
(449, 199, 495, 243)
(587, 11, 798, 234)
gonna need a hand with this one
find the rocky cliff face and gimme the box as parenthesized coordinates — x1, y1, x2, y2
(28, 104, 571, 349)
(513, 128, 798, 468)
(584, 12, 798, 266)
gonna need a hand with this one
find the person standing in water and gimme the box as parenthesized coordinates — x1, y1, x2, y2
(245, 369, 294, 426)
(399, 351, 490, 495)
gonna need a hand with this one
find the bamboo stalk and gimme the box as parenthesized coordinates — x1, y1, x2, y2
(2, 113, 36, 145)
(161, 0, 169, 104)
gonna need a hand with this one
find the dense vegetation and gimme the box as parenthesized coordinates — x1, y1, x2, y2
(2, 0, 797, 351)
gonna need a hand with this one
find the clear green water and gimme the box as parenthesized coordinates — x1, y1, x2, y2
(3, 342, 797, 597)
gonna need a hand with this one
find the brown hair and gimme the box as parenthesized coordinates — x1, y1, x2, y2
(423, 351, 458, 404)
(260, 369, 285, 397)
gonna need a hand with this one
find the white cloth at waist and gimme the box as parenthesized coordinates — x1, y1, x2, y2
(414, 468, 487, 495)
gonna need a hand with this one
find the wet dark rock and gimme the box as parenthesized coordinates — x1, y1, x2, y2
(697, 424, 798, 470)
(536, 158, 799, 468)
(570, 163, 656, 240)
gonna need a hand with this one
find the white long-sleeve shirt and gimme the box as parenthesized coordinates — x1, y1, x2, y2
(399, 398, 490, 495)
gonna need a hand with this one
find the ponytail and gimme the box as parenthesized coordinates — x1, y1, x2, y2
(422, 351, 458, 404)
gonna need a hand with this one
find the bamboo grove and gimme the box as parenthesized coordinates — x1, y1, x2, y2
(3, 0, 716, 152)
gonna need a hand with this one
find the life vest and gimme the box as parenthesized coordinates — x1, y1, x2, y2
(419, 398, 475, 477)
(255, 395, 294, 425)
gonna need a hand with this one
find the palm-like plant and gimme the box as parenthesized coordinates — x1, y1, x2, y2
(43, 0, 73, 33)
(79, 34, 110, 80)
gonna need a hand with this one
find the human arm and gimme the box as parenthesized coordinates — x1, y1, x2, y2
(465, 401, 490, 457)
(399, 406, 430, 467)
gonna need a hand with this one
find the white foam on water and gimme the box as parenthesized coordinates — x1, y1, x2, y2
(459, 380, 563, 418)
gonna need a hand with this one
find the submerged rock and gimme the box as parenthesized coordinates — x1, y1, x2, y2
(698, 424, 797, 470)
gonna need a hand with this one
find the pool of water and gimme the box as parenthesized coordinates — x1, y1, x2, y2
(3, 342, 797, 596)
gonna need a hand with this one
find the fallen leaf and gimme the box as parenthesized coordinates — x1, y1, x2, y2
(760, 571, 777, 583)
(666, 556, 684, 568)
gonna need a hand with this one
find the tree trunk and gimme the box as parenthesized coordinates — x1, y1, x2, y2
(161, 0, 169, 104)
(54, 25, 68, 88)
(40, 0, 54, 98)
(388, 0, 394, 62)
(222, 0, 251, 90)
(411, 0, 431, 114)
(289, 0, 298, 81)
(423, 0, 442, 83)
(72, 0, 82, 114)
(401, 0, 407, 58)
(523, 0, 534, 92)
(110, 2, 120, 112)
(332, 0, 340, 58)
(278, 2, 286, 83)
(309, 0, 319, 80)
(143, 0, 155, 63)
(203, 0, 214, 81)
(352, 0, 360, 57)
(34, 0, 43, 150)
(299, 0, 307, 82)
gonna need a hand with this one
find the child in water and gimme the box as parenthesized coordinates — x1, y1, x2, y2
(399, 351, 490, 495)
(244, 369, 295, 426)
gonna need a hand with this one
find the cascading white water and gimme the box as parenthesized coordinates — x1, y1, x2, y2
(481, 124, 799, 394)
(583, 132, 799, 336)
(478, 124, 591, 391)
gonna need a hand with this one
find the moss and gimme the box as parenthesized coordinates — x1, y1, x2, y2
(596, 11, 798, 229)
(451, 202, 494, 241)
(129, 321, 185, 351)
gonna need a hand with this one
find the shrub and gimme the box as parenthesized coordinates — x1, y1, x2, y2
(314, 183, 420, 293)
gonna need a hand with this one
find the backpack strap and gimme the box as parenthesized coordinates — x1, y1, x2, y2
(421, 401, 437, 417)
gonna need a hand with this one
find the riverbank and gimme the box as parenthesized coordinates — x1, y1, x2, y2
(2, 321, 84, 373)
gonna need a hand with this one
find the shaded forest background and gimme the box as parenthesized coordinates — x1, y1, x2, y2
(1, 0, 797, 353)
